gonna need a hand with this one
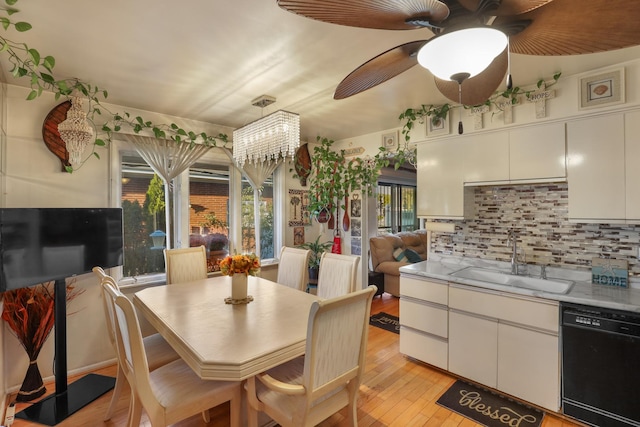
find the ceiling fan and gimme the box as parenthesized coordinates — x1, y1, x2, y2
(277, 0, 640, 106)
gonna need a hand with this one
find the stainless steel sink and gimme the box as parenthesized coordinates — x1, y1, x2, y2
(450, 266, 574, 294)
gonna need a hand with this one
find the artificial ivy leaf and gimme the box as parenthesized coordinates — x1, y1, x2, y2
(6, 0, 18, 6)
(0, 42, 8, 53)
(102, 125, 111, 132)
(170, 123, 179, 130)
(26, 90, 37, 100)
(135, 116, 144, 125)
(114, 125, 121, 131)
(43, 56, 55, 71)
(177, 128, 187, 136)
(65, 165, 74, 173)
(103, 90, 108, 98)
(16, 67, 27, 77)
(95, 139, 106, 147)
(93, 152, 100, 159)
(14, 21, 32, 32)
(27, 48, 39, 64)
(0, 17, 10, 30)
(40, 72, 54, 84)
(5, 7, 18, 15)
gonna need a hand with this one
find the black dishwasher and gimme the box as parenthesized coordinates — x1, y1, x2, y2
(562, 302, 640, 427)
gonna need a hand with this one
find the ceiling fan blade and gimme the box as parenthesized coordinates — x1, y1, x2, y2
(434, 48, 508, 105)
(457, 0, 553, 16)
(495, 0, 640, 55)
(277, 0, 449, 30)
(334, 41, 428, 99)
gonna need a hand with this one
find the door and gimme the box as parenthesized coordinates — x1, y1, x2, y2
(376, 183, 417, 233)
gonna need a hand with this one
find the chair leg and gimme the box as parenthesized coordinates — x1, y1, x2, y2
(346, 381, 359, 426)
(128, 395, 143, 427)
(104, 365, 126, 421)
(201, 410, 210, 423)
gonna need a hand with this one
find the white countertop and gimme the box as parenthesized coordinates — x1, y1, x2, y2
(400, 255, 640, 313)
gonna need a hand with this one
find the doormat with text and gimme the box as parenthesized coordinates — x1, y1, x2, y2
(436, 380, 544, 427)
(369, 312, 399, 334)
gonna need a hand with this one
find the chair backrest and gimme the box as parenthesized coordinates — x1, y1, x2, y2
(316, 253, 360, 299)
(276, 247, 311, 291)
(163, 245, 208, 284)
(302, 286, 376, 409)
(93, 266, 120, 350)
(102, 280, 156, 409)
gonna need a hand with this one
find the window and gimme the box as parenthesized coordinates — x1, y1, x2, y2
(376, 183, 417, 234)
(119, 151, 281, 281)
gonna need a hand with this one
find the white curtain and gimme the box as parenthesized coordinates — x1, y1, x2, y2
(223, 148, 281, 257)
(121, 134, 213, 249)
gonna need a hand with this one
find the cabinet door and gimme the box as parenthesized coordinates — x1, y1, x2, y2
(417, 139, 465, 218)
(509, 123, 566, 181)
(449, 310, 498, 388)
(497, 323, 560, 411)
(462, 131, 509, 183)
(567, 114, 625, 221)
(625, 111, 640, 220)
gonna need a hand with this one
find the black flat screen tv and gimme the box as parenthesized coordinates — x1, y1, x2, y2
(0, 208, 123, 292)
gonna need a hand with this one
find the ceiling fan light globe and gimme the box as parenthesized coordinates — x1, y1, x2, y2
(417, 27, 507, 81)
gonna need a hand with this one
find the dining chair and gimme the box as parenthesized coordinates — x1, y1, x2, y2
(276, 246, 311, 291)
(163, 245, 208, 284)
(245, 285, 377, 427)
(102, 280, 242, 427)
(316, 253, 360, 299)
(93, 266, 180, 421)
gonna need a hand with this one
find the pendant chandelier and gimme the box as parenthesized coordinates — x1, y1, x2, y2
(57, 95, 94, 167)
(232, 95, 300, 167)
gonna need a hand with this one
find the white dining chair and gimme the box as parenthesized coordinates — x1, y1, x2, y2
(276, 246, 311, 291)
(316, 252, 360, 299)
(246, 285, 377, 427)
(93, 266, 180, 421)
(103, 280, 242, 427)
(163, 245, 208, 284)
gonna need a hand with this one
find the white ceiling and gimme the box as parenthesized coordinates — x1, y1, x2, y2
(2, 0, 640, 142)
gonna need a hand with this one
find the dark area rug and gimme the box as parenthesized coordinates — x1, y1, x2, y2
(437, 380, 544, 427)
(369, 312, 399, 334)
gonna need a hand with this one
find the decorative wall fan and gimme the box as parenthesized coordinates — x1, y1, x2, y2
(277, 0, 640, 106)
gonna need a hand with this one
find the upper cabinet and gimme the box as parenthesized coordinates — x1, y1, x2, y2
(509, 123, 566, 182)
(417, 138, 466, 219)
(567, 114, 626, 222)
(417, 121, 567, 219)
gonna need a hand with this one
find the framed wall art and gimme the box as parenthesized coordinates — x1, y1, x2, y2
(427, 113, 449, 137)
(579, 67, 625, 110)
(382, 131, 397, 150)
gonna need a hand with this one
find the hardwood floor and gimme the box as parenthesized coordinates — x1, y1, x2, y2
(9, 293, 583, 426)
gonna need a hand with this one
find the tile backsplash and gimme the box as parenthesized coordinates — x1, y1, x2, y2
(430, 184, 640, 277)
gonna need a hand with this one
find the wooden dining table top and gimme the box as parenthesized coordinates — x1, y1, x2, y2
(133, 275, 319, 381)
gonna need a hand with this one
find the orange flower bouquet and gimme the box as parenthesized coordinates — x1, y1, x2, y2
(219, 253, 260, 276)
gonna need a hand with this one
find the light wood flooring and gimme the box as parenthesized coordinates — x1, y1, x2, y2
(9, 293, 584, 426)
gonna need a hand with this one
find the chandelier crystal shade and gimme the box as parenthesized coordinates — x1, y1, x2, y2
(232, 110, 300, 167)
(417, 27, 508, 82)
(57, 96, 94, 167)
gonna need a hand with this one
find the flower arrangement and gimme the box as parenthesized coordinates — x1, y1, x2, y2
(219, 253, 260, 276)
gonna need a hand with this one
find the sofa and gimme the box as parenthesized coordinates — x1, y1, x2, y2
(369, 230, 429, 297)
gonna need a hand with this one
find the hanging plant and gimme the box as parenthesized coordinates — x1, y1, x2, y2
(0, 1, 229, 173)
(398, 73, 562, 142)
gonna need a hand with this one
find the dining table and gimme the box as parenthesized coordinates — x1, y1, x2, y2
(133, 275, 319, 381)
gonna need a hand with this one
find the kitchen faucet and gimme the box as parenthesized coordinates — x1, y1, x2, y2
(507, 229, 521, 275)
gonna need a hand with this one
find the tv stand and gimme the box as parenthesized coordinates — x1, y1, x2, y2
(15, 279, 115, 426)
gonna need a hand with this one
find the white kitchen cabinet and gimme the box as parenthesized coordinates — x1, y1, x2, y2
(567, 114, 625, 221)
(448, 283, 560, 411)
(416, 139, 465, 219)
(399, 275, 449, 370)
(448, 310, 498, 387)
(461, 131, 509, 183)
(625, 110, 640, 220)
(509, 122, 566, 182)
(498, 323, 560, 411)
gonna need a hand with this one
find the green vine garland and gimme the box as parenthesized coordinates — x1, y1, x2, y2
(398, 72, 562, 143)
(0, 0, 229, 173)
